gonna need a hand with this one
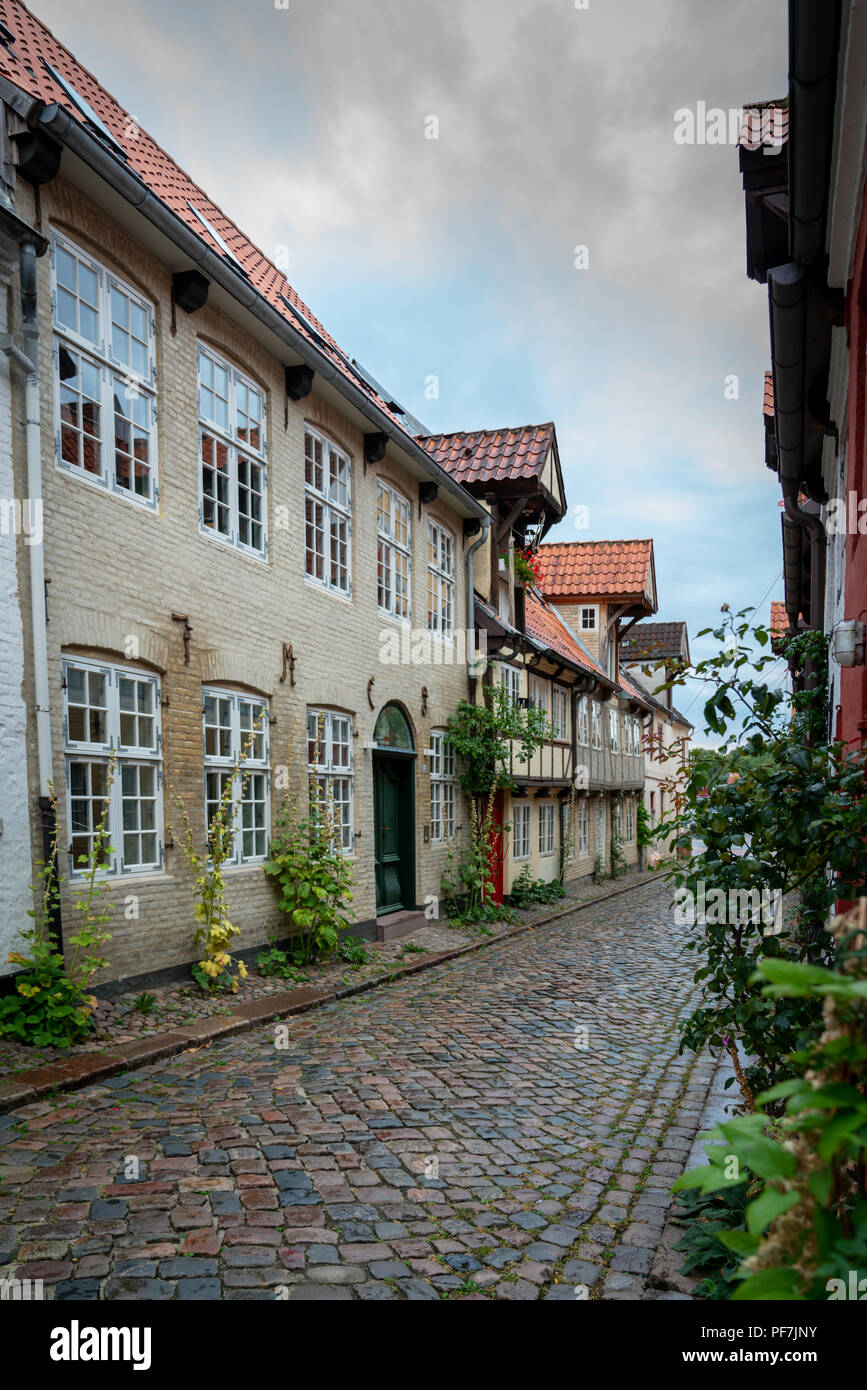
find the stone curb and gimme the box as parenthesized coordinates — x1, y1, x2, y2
(645, 1047, 734, 1298)
(0, 871, 658, 1114)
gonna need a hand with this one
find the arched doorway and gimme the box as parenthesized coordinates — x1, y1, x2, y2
(372, 703, 416, 915)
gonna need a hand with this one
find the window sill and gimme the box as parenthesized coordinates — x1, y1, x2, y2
(304, 576, 353, 604)
(56, 461, 159, 514)
(378, 608, 412, 628)
(199, 526, 268, 565)
(67, 867, 167, 884)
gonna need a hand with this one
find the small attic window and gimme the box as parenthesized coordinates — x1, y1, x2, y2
(187, 202, 246, 273)
(43, 61, 125, 156)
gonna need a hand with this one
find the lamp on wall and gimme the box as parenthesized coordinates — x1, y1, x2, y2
(832, 619, 865, 667)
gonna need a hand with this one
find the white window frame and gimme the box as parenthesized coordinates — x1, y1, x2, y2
(580, 605, 598, 632)
(51, 232, 158, 509)
(609, 706, 620, 753)
(307, 708, 354, 853)
(591, 700, 603, 750)
(198, 345, 268, 558)
(577, 694, 589, 746)
(427, 520, 455, 638)
(63, 657, 163, 877)
(596, 800, 606, 859)
(512, 802, 531, 860)
(538, 802, 555, 856)
(304, 425, 352, 597)
(625, 796, 635, 843)
(202, 687, 271, 865)
(377, 479, 411, 621)
(429, 730, 457, 843)
(501, 664, 522, 708)
(528, 675, 548, 715)
(577, 800, 589, 857)
(551, 686, 569, 741)
(613, 798, 623, 842)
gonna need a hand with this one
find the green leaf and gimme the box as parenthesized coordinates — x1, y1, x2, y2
(745, 1187, 800, 1235)
(732, 1267, 805, 1300)
(716, 1229, 760, 1255)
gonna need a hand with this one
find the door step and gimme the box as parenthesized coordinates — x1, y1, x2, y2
(376, 909, 428, 943)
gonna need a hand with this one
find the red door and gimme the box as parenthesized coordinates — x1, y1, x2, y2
(488, 791, 505, 904)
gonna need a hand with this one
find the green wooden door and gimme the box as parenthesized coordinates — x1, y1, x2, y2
(374, 759, 404, 912)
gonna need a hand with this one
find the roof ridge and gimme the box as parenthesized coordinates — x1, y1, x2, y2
(2, 0, 341, 349)
(418, 421, 555, 443)
(538, 538, 654, 548)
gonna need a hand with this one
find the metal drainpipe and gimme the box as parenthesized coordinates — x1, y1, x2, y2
(3, 239, 59, 939)
(782, 491, 826, 634)
(465, 515, 491, 689)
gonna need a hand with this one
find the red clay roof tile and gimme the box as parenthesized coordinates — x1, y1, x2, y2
(418, 423, 555, 488)
(0, 0, 411, 440)
(739, 101, 788, 150)
(621, 621, 688, 665)
(770, 601, 787, 637)
(524, 589, 607, 679)
(535, 540, 654, 601)
(763, 371, 774, 418)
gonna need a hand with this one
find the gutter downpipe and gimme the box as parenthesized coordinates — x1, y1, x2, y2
(466, 514, 491, 635)
(465, 514, 491, 698)
(767, 261, 826, 634)
(37, 104, 489, 530)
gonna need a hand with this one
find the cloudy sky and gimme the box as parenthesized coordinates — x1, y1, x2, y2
(36, 0, 789, 735)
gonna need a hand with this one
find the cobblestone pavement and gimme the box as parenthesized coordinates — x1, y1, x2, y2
(0, 879, 714, 1301)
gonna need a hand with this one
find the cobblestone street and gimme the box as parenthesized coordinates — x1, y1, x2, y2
(0, 879, 716, 1301)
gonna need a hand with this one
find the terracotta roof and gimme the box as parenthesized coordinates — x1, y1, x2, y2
(524, 589, 608, 681)
(770, 601, 788, 637)
(616, 670, 653, 710)
(739, 101, 788, 151)
(0, 0, 414, 442)
(536, 540, 655, 601)
(621, 621, 689, 665)
(763, 371, 774, 418)
(418, 423, 555, 488)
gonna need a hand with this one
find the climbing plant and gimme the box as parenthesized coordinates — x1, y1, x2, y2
(658, 609, 867, 1103)
(442, 681, 552, 922)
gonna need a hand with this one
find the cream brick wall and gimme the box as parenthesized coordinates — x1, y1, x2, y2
(9, 176, 473, 984)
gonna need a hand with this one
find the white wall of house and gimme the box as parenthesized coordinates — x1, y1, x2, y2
(0, 241, 35, 973)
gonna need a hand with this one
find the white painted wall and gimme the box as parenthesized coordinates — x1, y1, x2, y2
(0, 247, 35, 974)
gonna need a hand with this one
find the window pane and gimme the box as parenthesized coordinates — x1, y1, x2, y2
(201, 432, 231, 535)
(59, 346, 103, 477)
